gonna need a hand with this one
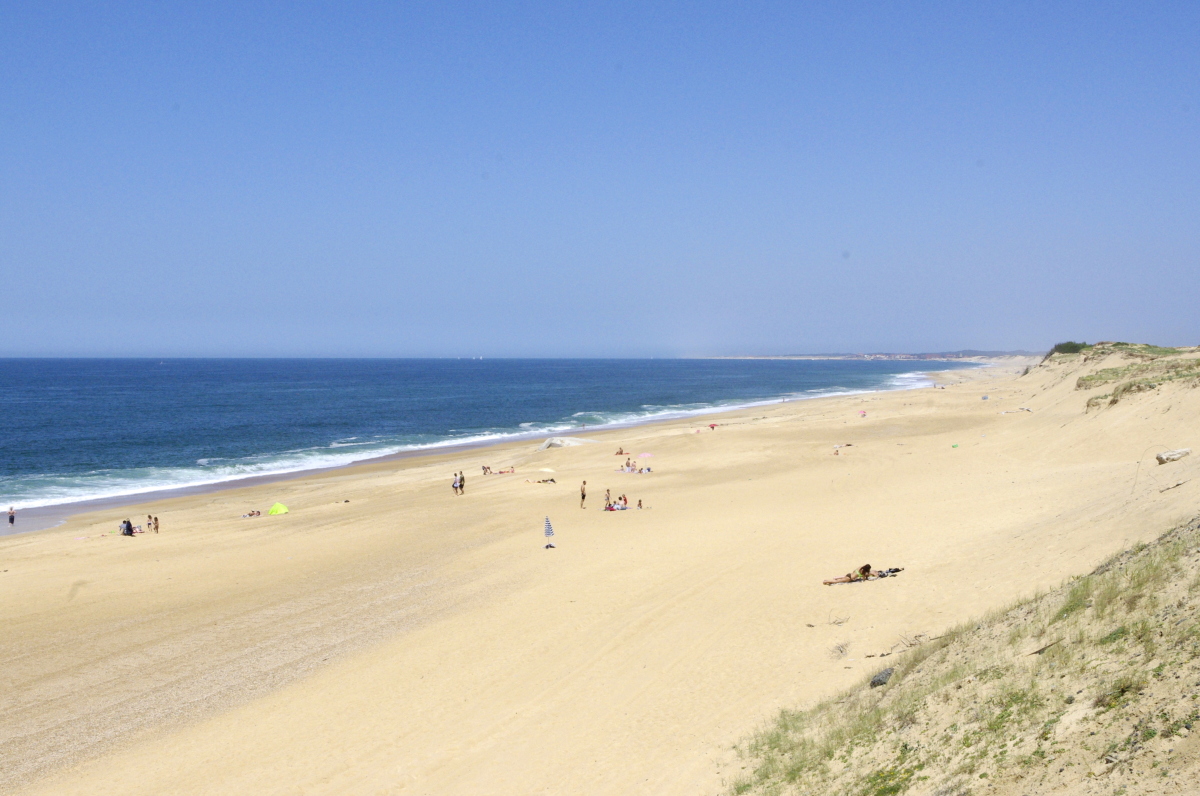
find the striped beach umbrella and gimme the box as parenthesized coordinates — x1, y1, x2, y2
(544, 516, 555, 548)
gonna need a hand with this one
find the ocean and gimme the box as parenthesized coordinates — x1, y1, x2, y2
(0, 358, 976, 514)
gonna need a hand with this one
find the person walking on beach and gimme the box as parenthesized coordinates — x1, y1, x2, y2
(580, 481, 587, 508)
(452, 473, 460, 495)
(153, 516, 159, 534)
(459, 471, 466, 495)
(7, 507, 13, 528)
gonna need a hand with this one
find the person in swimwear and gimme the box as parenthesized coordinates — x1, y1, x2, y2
(822, 564, 903, 585)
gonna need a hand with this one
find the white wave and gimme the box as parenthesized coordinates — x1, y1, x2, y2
(885, 371, 936, 390)
(1, 365, 975, 510)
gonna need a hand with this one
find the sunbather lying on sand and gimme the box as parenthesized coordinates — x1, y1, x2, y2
(823, 564, 904, 585)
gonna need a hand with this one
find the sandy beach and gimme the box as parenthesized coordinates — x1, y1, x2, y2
(4, 352, 1199, 796)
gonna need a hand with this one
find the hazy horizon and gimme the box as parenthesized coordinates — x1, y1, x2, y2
(0, 349, 1044, 360)
(3, 4, 1197, 357)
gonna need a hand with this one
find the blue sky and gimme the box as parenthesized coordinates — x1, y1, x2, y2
(2, 2, 1197, 356)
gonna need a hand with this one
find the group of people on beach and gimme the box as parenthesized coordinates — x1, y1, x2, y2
(617, 458, 652, 474)
(579, 481, 644, 511)
(597, 486, 641, 511)
(120, 515, 159, 536)
(605, 495, 641, 511)
(242, 510, 262, 518)
(451, 471, 467, 495)
(480, 465, 514, 475)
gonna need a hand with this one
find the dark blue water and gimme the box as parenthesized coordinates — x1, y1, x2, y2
(0, 358, 975, 508)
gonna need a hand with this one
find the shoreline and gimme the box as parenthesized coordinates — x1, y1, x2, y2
(18, 350, 1188, 796)
(3, 362, 989, 536)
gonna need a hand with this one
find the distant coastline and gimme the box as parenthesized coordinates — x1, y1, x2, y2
(706, 350, 1039, 361)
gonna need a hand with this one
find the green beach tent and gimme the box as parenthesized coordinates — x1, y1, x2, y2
(268, 502, 289, 515)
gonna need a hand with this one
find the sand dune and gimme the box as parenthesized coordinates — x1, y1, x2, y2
(4, 350, 1198, 795)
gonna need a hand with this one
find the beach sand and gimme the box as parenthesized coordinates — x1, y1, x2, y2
(4, 353, 1199, 795)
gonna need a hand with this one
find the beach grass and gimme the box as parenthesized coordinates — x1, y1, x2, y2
(727, 514, 1200, 795)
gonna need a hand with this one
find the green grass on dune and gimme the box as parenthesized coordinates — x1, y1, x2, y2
(726, 516, 1200, 796)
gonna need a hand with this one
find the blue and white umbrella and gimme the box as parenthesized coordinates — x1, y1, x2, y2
(544, 516, 555, 547)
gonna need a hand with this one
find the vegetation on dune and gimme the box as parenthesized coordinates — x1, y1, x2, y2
(1105, 342, 1184, 358)
(1047, 341, 1189, 365)
(1049, 341, 1090, 356)
(1032, 341, 1200, 410)
(1072, 350, 1200, 410)
(727, 516, 1200, 796)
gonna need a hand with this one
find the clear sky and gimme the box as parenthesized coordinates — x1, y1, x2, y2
(2, 2, 1197, 357)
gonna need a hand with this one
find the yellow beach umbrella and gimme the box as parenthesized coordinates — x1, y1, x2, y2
(268, 503, 289, 515)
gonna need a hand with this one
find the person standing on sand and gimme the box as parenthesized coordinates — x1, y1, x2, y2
(580, 481, 587, 508)
(459, 471, 466, 495)
(153, 516, 159, 534)
(452, 473, 460, 495)
(604, 488, 610, 506)
(7, 507, 13, 528)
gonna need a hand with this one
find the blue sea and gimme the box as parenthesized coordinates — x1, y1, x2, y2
(0, 358, 976, 511)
